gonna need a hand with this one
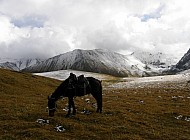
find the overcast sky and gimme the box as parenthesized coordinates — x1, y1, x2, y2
(0, 0, 190, 59)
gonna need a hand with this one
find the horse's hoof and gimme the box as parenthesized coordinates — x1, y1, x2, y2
(96, 109, 102, 113)
(65, 114, 70, 118)
(73, 110, 76, 115)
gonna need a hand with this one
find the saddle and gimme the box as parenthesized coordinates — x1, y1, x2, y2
(77, 75, 89, 96)
(77, 75, 89, 89)
(67, 73, 89, 95)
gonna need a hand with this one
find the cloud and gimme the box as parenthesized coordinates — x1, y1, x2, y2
(0, 0, 190, 59)
(11, 15, 47, 28)
(0, 13, 71, 58)
(0, 37, 70, 59)
(140, 4, 165, 22)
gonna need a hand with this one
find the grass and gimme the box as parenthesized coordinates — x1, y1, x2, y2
(0, 68, 190, 140)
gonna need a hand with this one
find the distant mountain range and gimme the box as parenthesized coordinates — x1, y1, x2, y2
(0, 58, 42, 71)
(1, 49, 189, 77)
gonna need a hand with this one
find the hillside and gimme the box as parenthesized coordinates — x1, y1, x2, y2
(0, 68, 190, 140)
(22, 49, 158, 77)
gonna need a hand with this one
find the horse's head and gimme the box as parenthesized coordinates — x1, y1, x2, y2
(47, 96, 57, 117)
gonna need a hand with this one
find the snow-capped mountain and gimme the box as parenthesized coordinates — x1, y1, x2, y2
(131, 51, 178, 69)
(22, 49, 159, 77)
(169, 48, 190, 73)
(0, 58, 42, 71)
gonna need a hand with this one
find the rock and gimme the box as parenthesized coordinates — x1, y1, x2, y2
(36, 118, 49, 125)
(54, 125, 66, 132)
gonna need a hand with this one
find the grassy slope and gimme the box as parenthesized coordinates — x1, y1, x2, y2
(0, 68, 190, 140)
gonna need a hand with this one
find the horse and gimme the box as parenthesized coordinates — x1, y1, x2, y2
(47, 73, 102, 117)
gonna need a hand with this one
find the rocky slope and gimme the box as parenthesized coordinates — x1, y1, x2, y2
(168, 48, 190, 74)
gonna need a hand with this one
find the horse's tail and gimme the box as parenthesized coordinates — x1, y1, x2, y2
(100, 80, 102, 94)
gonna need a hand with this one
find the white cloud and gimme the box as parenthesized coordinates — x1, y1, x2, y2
(0, 0, 190, 59)
(0, 14, 72, 58)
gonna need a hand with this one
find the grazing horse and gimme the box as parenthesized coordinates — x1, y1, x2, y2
(48, 73, 102, 117)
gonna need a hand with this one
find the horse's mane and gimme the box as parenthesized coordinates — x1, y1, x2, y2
(50, 78, 69, 99)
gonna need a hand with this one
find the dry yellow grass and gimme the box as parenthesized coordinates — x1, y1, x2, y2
(0, 68, 190, 140)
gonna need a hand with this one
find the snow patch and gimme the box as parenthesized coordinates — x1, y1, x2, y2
(34, 69, 116, 81)
(109, 73, 190, 89)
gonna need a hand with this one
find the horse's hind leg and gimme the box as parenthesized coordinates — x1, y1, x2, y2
(96, 96, 102, 113)
(97, 85, 103, 113)
(92, 93, 102, 113)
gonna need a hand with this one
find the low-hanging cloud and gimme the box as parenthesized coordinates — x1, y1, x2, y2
(0, 0, 190, 59)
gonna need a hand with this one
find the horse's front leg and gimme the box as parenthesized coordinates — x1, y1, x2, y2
(70, 97, 76, 115)
(65, 100, 71, 118)
(66, 97, 76, 117)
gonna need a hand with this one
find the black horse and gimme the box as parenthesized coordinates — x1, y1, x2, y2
(48, 73, 102, 117)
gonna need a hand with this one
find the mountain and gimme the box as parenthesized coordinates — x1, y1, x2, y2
(22, 49, 159, 77)
(131, 51, 178, 69)
(169, 48, 190, 73)
(175, 48, 190, 70)
(0, 58, 42, 71)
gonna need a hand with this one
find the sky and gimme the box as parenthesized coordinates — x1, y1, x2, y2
(0, 0, 190, 59)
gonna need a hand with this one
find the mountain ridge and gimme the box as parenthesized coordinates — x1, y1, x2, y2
(22, 49, 158, 77)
